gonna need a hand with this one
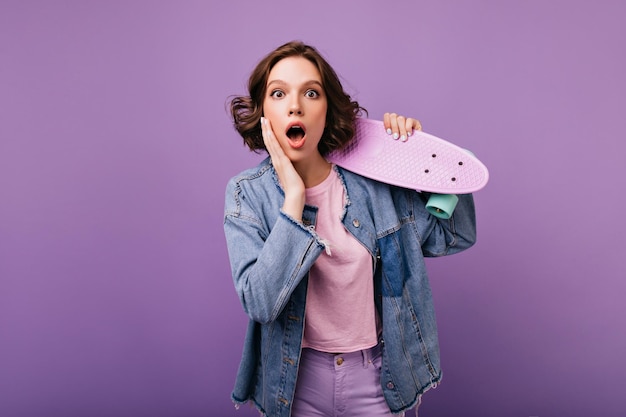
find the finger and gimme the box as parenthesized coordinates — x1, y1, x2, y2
(396, 115, 408, 142)
(411, 118, 422, 132)
(262, 117, 277, 151)
(383, 113, 392, 135)
(404, 117, 421, 138)
(386, 113, 400, 140)
(261, 117, 281, 160)
(261, 117, 271, 151)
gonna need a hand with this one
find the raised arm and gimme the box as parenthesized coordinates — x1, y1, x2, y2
(224, 177, 325, 324)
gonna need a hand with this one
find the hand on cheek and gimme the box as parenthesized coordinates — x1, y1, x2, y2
(261, 117, 305, 221)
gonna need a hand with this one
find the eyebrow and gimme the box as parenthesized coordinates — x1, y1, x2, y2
(267, 79, 324, 89)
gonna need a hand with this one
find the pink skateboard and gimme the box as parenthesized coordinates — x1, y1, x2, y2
(326, 118, 489, 218)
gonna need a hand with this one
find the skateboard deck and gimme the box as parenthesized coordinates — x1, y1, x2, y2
(326, 118, 489, 195)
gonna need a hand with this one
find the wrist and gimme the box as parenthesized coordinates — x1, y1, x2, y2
(282, 194, 305, 222)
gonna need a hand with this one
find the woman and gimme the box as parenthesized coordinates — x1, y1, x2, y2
(224, 40, 477, 417)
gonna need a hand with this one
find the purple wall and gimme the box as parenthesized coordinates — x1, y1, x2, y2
(1, 1, 624, 416)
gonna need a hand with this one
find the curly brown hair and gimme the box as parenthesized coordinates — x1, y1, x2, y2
(229, 41, 366, 156)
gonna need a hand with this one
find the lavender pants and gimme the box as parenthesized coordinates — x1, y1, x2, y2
(291, 343, 406, 417)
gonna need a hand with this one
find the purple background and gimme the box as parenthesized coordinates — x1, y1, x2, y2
(1, 1, 624, 416)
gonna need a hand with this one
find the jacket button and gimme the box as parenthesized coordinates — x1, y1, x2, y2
(386, 382, 395, 389)
(352, 219, 360, 228)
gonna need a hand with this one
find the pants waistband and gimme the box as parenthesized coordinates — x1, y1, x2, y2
(301, 342, 382, 369)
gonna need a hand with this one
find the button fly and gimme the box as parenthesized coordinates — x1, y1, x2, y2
(336, 357, 344, 366)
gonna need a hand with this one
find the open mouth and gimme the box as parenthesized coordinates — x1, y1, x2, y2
(285, 123, 306, 147)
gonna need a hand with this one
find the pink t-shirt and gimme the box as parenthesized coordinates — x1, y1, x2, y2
(302, 167, 378, 353)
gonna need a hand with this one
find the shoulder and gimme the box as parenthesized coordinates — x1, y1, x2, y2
(336, 165, 397, 197)
(336, 165, 423, 215)
(225, 157, 281, 216)
(226, 157, 274, 192)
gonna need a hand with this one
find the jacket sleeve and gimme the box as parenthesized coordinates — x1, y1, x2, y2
(223, 179, 325, 324)
(419, 193, 477, 257)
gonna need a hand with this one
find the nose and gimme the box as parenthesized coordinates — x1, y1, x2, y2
(289, 99, 303, 116)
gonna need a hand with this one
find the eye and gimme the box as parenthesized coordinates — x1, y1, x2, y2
(270, 89, 285, 98)
(305, 89, 320, 98)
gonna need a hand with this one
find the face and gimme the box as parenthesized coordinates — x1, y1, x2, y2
(263, 56, 328, 164)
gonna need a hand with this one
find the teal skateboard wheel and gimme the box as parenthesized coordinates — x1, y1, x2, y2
(426, 193, 459, 220)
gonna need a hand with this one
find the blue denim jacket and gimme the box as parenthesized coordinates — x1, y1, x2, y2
(223, 158, 476, 416)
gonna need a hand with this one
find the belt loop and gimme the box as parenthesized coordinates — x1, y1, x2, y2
(362, 346, 371, 368)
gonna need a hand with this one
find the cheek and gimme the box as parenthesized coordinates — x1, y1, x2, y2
(316, 106, 328, 125)
(318, 103, 328, 119)
(262, 101, 282, 120)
